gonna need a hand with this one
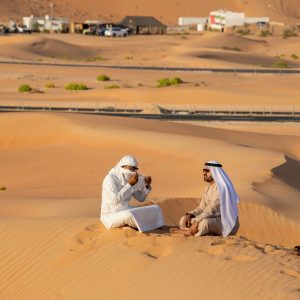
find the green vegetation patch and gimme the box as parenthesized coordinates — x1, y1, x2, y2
(272, 61, 289, 68)
(157, 77, 184, 87)
(97, 74, 110, 81)
(85, 56, 107, 62)
(282, 28, 298, 39)
(104, 84, 120, 89)
(223, 46, 242, 52)
(291, 54, 299, 60)
(259, 30, 272, 37)
(236, 28, 251, 36)
(157, 78, 171, 88)
(65, 83, 88, 90)
(170, 77, 184, 85)
(45, 82, 55, 88)
(18, 84, 32, 93)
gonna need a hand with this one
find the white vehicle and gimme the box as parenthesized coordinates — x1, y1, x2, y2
(105, 27, 129, 37)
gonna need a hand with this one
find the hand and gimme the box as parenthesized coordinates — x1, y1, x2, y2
(144, 176, 152, 186)
(183, 214, 192, 228)
(128, 173, 138, 186)
(189, 221, 199, 235)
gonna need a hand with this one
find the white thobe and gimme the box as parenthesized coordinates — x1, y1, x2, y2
(100, 167, 164, 232)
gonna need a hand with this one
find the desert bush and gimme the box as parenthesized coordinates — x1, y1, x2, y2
(259, 30, 272, 37)
(18, 84, 32, 93)
(272, 61, 289, 68)
(291, 54, 299, 60)
(282, 28, 298, 39)
(0, 186, 6, 191)
(157, 78, 171, 88)
(45, 82, 55, 88)
(223, 46, 242, 52)
(104, 84, 120, 89)
(236, 28, 251, 36)
(97, 74, 110, 81)
(65, 83, 88, 90)
(170, 77, 184, 85)
(85, 56, 106, 62)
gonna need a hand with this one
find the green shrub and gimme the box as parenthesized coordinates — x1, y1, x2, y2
(259, 30, 272, 37)
(104, 84, 120, 89)
(170, 77, 184, 85)
(282, 28, 298, 39)
(45, 82, 55, 88)
(65, 83, 88, 90)
(223, 46, 242, 52)
(85, 56, 106, 62)
(157, 78, 171, 88)
(97, 74, 110, 81)
(236, 28, 251, 35)
(18, 84, 32, 93)
(272, 61, 289, 68)
(0, 186, 6, 191)
(291, 54, 299, 60)
(137, 83, 144, 87)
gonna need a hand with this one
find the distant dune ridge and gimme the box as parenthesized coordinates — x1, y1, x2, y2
(1, 0, 300, 23)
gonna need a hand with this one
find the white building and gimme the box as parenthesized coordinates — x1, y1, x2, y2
(178, 17, 208, 26)
(209, 10, 245, 31)
(23, 15, 69, 32)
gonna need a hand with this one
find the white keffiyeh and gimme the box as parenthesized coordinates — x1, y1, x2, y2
(206, 160, 239, 237)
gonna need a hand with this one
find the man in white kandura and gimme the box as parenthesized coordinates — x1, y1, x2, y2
(101, 155, 164, 232)
(172, 160, 239, 237)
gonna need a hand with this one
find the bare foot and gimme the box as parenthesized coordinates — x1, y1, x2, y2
(184, 231, 194, 237)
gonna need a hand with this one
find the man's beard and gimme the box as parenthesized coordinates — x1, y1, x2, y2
(204, 175, 214, 182)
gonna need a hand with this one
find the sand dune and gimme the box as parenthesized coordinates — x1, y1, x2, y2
(0, 217, 299, 300)
(0, 36, 99, 60)
(1, 113, 300, 236)
(1, 112, 300, 299)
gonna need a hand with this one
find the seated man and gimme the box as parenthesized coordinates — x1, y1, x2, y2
(172, 160, 239, 237)
(101, 155, 164, 232)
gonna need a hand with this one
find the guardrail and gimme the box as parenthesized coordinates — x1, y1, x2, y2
(1, 59, 300, 74)
(1, 102, 300, 122)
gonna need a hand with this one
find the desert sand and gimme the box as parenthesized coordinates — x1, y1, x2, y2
(0, 112, 300, 299)
(1, 4, 300, 298)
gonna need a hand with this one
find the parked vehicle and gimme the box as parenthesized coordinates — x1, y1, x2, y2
(104, 27, 129, 37)
(17, 25, 31, 34)
(96, 26, 106, 36)
(0, 25, 9, 34)
(83, 25, 97, 35)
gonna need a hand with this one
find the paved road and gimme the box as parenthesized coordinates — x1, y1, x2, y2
(1, 60, 300, 74)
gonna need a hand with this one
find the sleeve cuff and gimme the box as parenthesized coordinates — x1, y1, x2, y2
(124, 183, 135, 194)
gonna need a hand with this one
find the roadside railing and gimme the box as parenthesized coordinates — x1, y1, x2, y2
(1, 101, 300, 121)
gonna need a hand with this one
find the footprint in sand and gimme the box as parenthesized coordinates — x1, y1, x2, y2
(123, 236, 173, 259)
(281, 268, 300, 279)
(66, 222, 107, 253)
(225, 254, 258, 262)
(199, 238, 258, 263)
(262, 244, 287, 255)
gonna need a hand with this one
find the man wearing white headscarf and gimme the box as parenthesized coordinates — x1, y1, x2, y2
(101, 155, 164, 232)
(172, 161, 239, 237)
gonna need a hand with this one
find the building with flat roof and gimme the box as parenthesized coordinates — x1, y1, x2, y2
(118, 16, 167, 34)
(23, 15, 69, 32)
